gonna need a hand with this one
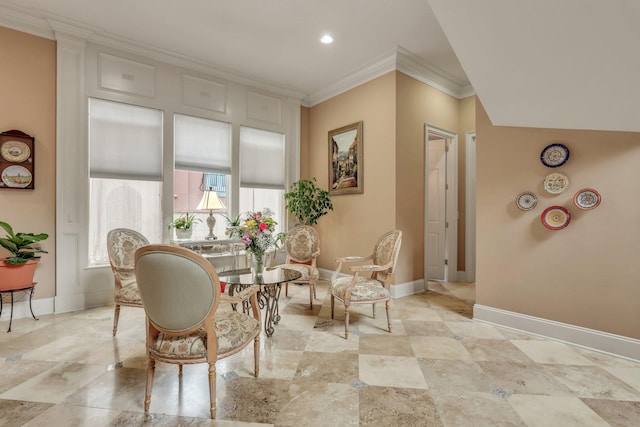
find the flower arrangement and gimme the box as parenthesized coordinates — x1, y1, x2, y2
(226, 208, 286, 271)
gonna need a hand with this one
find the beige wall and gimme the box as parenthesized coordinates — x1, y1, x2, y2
(395, 72, 466, 282)
(457, 96, 476, 270)
(0, 27, 56, 298)
(308, 72, 397, 272)
(476, 101, 640, 339)
(308, 71, 472, 284)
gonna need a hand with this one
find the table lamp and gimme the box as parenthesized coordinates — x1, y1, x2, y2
(196, 190, 226, 240)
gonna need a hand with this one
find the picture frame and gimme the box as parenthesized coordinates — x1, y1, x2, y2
(329, 121, 363, 195)
(0, 129, 35, 190)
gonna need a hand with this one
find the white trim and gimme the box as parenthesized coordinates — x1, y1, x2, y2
(425, 125, 458, 284)
(0, 4, 474, 108)
(303, 47, 476, 107)
(390, 279, 427, 298)
(302, 48, 397, 107)
(0, 297, 54, 323)
(474, 304, 640, 363)
(465, 131, 476, 282)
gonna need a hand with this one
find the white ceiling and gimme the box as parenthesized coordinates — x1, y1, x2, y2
(0, 0, 469, 102)
(1, 0, 638, 132)
(428, 0, 640, 132)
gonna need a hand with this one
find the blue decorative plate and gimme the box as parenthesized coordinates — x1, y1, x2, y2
(516, 192, 537, 211)
(540, 143, 569, 168)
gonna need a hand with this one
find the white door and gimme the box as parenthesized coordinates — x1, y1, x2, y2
(427, 138, 447, 281)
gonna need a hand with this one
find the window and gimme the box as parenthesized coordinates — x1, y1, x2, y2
(88, 98, 164, 264)
(173, 114, 231, 240)
(239, 126, 285, 233)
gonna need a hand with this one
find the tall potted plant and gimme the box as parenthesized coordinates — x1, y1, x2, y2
(284, 178, 334, 226)
(0, 221, 48, 290)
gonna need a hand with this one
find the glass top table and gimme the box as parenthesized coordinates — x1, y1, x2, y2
(219, 267, 302, 336)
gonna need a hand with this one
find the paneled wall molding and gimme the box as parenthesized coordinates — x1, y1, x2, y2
(474, 304, 640, 362)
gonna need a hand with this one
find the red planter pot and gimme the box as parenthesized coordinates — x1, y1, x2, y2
(0, 258, 39, 290)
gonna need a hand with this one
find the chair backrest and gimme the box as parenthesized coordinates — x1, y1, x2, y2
(372, 230, 403, 285)
(107, 228, 150, 279)
(135, 245, 220, 333)
(284, 225, 319, 263)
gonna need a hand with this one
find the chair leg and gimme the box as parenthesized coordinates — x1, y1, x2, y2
(309, 284, 314, 309)
(179, 364, 183, 376)
(372, 303, 376, 319)
(208, 362, 216, 419)
(112, 304, 121, 336)
(344, 304, 350, 339)
(285, 282, 289, 297)
(254, 334, 260, 377)
(385, 299, 392, 332)
(144, 357, 156, 415)
(330, 295, 335, 319)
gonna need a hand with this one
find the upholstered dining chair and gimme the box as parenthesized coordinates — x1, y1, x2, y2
(276, 225, 320, 309)
(135, 244, 261, 419)
(106, 228, 149, 336)
(330, 230, 402, 339)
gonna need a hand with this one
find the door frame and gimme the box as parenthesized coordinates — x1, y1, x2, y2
(465, 131, 476, 282)
(424, 124, 458, 286)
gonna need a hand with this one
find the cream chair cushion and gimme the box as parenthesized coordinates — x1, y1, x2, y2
(279, 263, 320, 280)
(149, 311, 260, 360)
(115, 282, 142, 304)
(331, 276, 390, 301)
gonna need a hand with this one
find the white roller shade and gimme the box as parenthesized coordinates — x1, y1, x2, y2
(89, 98, 163, 181)
(240, 126, 285, 189)
(174, 114, 232, 174)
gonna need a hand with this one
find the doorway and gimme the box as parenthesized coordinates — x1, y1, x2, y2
(424, 125, 457, 287)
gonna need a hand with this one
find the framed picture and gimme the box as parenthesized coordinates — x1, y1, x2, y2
(0, 129, 35, 190)
(329, 121, 363, 195)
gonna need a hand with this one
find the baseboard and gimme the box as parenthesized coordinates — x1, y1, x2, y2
(474, 304, 640, 363)
(54, 290, 113, 314)
(0, 296, 55, 322)
(391, 279, 426, 298)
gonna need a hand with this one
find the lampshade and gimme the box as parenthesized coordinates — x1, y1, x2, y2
(197, 190, 225, 211)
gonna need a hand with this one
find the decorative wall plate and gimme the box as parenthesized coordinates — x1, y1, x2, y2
(1, 140, 30, 162)
(540, 143, 569, 168)
(516, 191, 538, 211)
(541, 206, 571, 230)
(1, 165, 32, 188)
(543, 172, 569, 194)
(574, 188, 601, 210)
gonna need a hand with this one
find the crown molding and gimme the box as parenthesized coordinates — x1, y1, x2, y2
(0, 2, 54, 39)
(0, 3, 304, 102)
(0, 2, 471, 106)
(303, 46, 475, 107)
(301, 48, 398, 107)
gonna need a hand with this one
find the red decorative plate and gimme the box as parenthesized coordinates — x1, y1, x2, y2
(541, 206, 571, 230)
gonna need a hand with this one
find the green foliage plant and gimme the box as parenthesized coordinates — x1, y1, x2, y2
(0, 221, 49, 265)
(284, 178, 334, 226)
(168, 212, 201, 230)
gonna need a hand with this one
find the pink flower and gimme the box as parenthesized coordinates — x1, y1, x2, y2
(259, 222, 268, 231)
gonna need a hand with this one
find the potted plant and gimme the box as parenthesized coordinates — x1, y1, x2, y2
(284, 178, 334, 226)
(168, 212, 201, 240)
(0, 221, 48, 290)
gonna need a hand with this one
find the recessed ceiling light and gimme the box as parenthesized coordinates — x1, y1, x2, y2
(320, 34, 334, 44)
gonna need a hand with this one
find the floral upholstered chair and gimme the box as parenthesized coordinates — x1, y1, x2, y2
(330, 230, 402, 339)
(106, 228, 149, 336)
(135, 244, 261, 419)
(276, 225, 320, 309)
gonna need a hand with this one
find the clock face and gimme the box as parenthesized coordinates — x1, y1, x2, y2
(1, 140, 31, 162)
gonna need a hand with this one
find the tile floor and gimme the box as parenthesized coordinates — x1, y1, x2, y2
(1, 280, 639, 426)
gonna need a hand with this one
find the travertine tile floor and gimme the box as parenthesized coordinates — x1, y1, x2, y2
(1, 279, 639, 426)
